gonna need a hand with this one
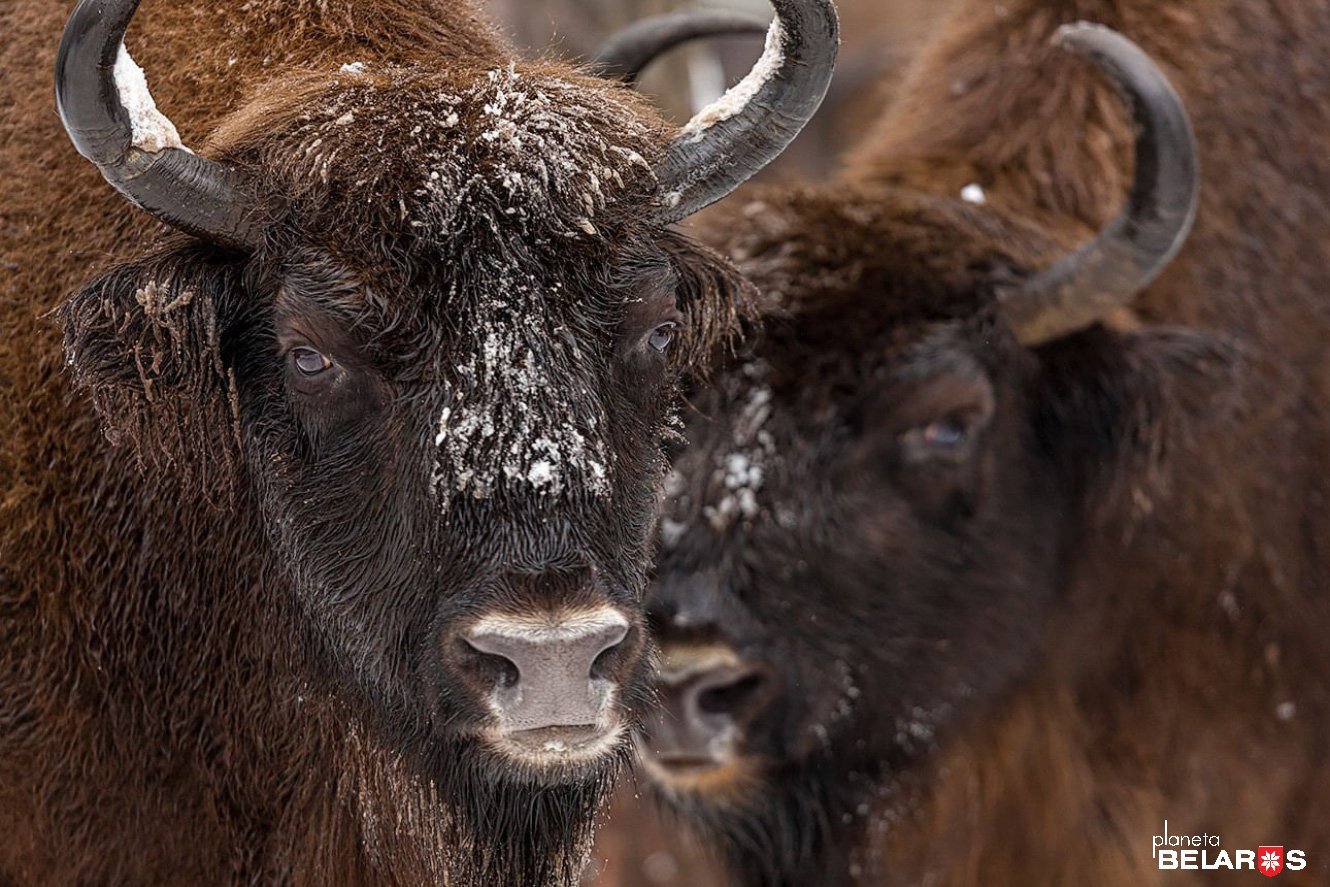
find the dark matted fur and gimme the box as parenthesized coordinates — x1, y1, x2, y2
(640, 1, 1330, 884)
(0, 1, 753, 884)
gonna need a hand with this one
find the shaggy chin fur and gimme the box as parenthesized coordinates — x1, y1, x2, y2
(2, 0, 754, 883)
(612, 0, 1330, 884)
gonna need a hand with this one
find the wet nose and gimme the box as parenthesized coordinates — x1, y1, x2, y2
(643, 651, 770, 765)
(464, 612, 630, 732)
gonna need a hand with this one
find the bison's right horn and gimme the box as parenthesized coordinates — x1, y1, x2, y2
(650, 0, 839, 225)
(592, 10, 768, 84)
(56, 0, 262, 250)
(1000, 23, 1199, 345)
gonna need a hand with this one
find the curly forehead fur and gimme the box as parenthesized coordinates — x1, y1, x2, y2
(199, 63, 693, 502)
(223, 61, 668, 257)
(721, 183, 1060, 325)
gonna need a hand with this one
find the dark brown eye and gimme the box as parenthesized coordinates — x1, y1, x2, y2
(291, 347, 331, 377)
(647, 322, 677, 353)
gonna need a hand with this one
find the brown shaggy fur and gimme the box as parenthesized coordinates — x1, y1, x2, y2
(622, 0, 1330, 884)
(0, 1, 752, 884)
(847, 3, 1330, 881)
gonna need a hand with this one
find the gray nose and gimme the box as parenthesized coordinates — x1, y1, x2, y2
(465, 616, 629, 731)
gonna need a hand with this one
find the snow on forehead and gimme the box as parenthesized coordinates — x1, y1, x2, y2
(431, 268, 614, 503)
(661, 362, 777, 545)
(272, 63, 666, 502)
(285, 63, 659, 246)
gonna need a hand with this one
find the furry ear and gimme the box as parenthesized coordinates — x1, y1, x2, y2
(1032, 325, 1244, 525)
(661, 231, 759, 376)
(60, 242, 251, 492)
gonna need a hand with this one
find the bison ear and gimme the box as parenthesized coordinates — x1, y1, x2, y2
(60, 242, 251, 490)
(661, 231, 760, 374)
(1033, 325, 1241, 521)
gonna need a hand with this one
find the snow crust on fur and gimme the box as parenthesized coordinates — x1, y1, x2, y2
(960, 183, 987, 205)
(281, 64, 661, 502)
(663, 362, 777, 541)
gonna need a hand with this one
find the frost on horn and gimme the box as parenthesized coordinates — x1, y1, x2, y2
(113, 44, 186, 153)
(680, 18, 786, 142)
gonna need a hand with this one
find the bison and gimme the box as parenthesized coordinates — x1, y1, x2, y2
(0, 0, 837, 883)
(606, 1, 1330, 884)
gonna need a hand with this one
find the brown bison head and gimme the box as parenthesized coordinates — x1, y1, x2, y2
(49, 0, 835, 863)
(632, 25, 1214, 884)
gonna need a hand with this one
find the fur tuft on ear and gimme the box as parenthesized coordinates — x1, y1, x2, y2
(661, 231, 759, 377)
(60, 243, 250, 497)
(1033, 325, 1245, 526)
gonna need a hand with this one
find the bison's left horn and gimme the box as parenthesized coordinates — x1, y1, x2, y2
(651, 0, 839, 225)
(56, 0, 262, 250)
(592, 10, 768, 84)
(1000, 23, 1199, 345)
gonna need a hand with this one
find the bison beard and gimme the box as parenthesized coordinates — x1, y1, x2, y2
(598, 0, 1330, 885)
(0, 0, 837, 883)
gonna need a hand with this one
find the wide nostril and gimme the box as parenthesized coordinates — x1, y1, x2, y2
(459, 611, 634, 733)
(685, 666, 770, 725)
(467, 622, 628, 683)
(589, 625, 631, 681)
(462, 640, 521, 689)
(696, 671, 765, 716)
(642, 660, 770, 764)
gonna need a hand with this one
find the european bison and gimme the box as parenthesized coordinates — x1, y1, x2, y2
(0, 0, 836, 883)
(616, 1, 1330, 884)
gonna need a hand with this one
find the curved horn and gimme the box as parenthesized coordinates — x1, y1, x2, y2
(653, 0, 839, 225)
(592, 11, 768, 84)
(56, 0, 261, 250)
(1000, 23, 1199, 344)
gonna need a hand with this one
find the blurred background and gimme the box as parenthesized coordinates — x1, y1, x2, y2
(482, 1, 954, 884)
(489, 0, 949, 182)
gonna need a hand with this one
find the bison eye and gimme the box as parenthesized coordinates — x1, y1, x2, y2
(900, 412, 978, 463)
(921, 416, 969, 449)
(291, 347, 332, 377)
(647, 322, 677, 353)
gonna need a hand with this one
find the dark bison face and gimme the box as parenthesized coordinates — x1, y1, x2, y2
(239, 235, 683, 785)
(644, 326, 1064, 808)
(642, 177, 1210, 882)
(634, 189, 1074, 874)
(61, 64, 748, 789)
